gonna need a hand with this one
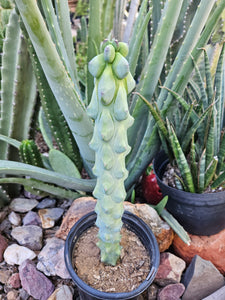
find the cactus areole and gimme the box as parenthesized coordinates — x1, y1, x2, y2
(87, 40, 135, 265)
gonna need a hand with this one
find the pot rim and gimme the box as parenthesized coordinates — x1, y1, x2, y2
(64, 210, 159, 300)
(153, 150, 225, 206)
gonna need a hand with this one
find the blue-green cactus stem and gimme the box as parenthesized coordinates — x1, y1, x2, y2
(88, 40, 135, 266)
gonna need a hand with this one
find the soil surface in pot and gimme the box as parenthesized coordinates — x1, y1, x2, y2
(163, 163, 225, 193)
(73, 226, 150, 293)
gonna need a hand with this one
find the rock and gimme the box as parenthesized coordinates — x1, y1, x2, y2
(8, 211, 21, 226)
(181, 255, 225, 300)
(19, 260, 54, 300)
(0, 234, 8, 262)
(36, 198, 56, 209)
(202, 286, 225, 300)
(55, 197, 97, 239)
(23, 211, 42, 226)
(37, 237, 70, 279)
(11, 225, 43, 251)
(154, 252, 186, 286)
(147, 283, 159, 300)
(125, 203, 174, 252)
(9, 198, 39, 213)
(47, 285, 73, 300)
(0, 270, 11, 284)
(7, 273, 21, 289)
(38, 208, 64, 229)
(157, 283, 185, 300)
(6, 290, 19, 300)
(0, 207, 9, 223)
(173, 229, 225, 274)
(4, 244, 36, 265)
(56, 197, 174, 252)
(0, 219, 11, 235)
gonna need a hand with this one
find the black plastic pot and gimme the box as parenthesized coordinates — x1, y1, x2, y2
(153, 151, 225, 236)
(64, 211, 160, 300)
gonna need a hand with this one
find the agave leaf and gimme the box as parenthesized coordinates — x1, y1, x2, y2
(0, 134, 21, 149)
(127, 6, 152, 76)
(0, 160, 95, 192)
(0, 177, 80, 199)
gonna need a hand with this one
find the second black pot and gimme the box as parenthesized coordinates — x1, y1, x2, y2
(64, 211, 160, 300)
(153, 151, 225, 236)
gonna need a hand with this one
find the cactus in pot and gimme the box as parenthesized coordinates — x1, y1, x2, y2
(87, 40, 135, 265)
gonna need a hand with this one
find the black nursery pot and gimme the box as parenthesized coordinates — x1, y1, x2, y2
(153, 151, 225, 236)
(64, 211, 160, 300)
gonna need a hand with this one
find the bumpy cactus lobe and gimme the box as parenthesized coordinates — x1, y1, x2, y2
(88, 40, 135, 266)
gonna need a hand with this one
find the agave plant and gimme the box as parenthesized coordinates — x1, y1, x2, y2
(139, 42, 225, 193)
(0, 0, 224, 208)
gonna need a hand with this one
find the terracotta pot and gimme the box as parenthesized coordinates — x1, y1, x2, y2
(153, 151, 225, 236)
(64, 211, 159, 300)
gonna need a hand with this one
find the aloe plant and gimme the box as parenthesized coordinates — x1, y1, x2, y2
(0, 0, 224, 206)
(139, 42, 225, 193)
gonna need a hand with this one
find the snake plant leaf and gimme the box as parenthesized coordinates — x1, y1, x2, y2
(211, 171, 225, 189)
(167, 119, 195, 193)
(204, 156, 218, 189)
(198, 148, 206, 193)
(49, 149, 81, 179)
(217, 131, 225, 174)
(0, 160, 95, 192)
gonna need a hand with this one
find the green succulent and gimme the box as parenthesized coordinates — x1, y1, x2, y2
(139, 42, 225, 193)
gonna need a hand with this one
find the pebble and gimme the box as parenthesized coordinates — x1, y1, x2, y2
(23, 210, 42, 226)
(36, 198, 56, 209)
(19, 259, 54, 300)
(0, 234, 8, 262)
(157, 283, 185, 300)
(154, 252, 186, 286)
(9, 198, 39, 213)
(8, 211, 21, 226)
(4, 244, 36, 265)
(38, 208, 64, 229)
(37, 237, 70, 279)
(0, 270, 11, 284)
(47, 285, 73, 300)
(182, 255, 225, 300)
(11, 225, 43, 251)
(7, 273, 21, 289)
(6, 290, 19, 300)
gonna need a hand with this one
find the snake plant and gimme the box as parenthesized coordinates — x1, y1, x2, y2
(0, 0, 224, 208)
(139, 42, 225, 193)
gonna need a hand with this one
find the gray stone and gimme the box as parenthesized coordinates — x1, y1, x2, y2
(37, 237, 70, 279)
(0, 234, 8, 262)
(38, 208, 64, 229)
(202, 285, 225, 300)
(0, 270, 11, 284)
(23, 211, 41, 226)
(8, 211, 21, 226)
(182, 255, 225, 300)
(47, 285, 73, 300)
(11, 225, 43, 251)
(36, 198, 56, 209)
(157, 283, 185, 300)
(10, 198, 38, 213)
(4, 244, 36, 265)
(154, 252, 186, 286)
(19, 259, 54, 300)
(148, 283, 159, 300)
